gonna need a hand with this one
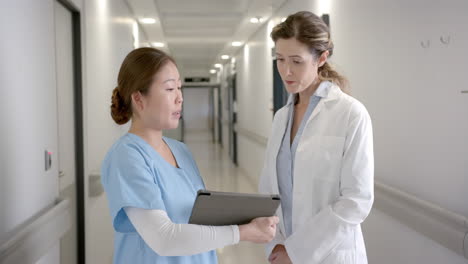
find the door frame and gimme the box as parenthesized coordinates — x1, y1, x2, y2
(216, 86, 222, 145)
(227, 74, 238, 165)
(55, 1, 85, 263)
(273, 59, 287, 115)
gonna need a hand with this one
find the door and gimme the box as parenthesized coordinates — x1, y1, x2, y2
(273, 59, 287, 115)
(54, 1, 80, 263)
(227, 74, 238, 165)
(218, 87, 223, 146)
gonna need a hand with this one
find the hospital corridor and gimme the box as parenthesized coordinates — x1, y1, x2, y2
(1, 0, 468, 263)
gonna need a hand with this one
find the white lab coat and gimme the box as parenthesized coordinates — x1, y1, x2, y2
(259, 83, 374, 264)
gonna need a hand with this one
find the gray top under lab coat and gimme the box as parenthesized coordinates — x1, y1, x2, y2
(276, 81, 331, 237)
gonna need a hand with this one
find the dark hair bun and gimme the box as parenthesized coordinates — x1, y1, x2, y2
(110, 87, 131, 124)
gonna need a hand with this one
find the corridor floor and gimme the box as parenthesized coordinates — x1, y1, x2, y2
(184, 131, 269, 264)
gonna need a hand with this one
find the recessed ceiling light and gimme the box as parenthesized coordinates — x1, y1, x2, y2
(214, 64, 223, 68)
(152, 42, 165, 47)
(139, 18, 156, 24)
(250, 17, 260, 23)
(210, 69, 216, 74)
(221, 55, 230, 60)
(231, 41, 243, 47)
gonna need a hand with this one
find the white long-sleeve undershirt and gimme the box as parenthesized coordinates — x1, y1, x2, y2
(124, 207, 240, 256)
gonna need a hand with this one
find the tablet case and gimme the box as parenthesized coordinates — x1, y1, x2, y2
(188, 190, 281, 226)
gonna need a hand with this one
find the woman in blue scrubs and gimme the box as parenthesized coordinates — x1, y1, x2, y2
(102, 47, 278, 264)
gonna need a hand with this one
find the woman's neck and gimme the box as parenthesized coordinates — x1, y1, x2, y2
(129, 119, 164, 149)
(296, 79, 320, 107)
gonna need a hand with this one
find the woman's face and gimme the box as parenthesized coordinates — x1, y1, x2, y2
(275, 38, 325, 94)
(134, 61, 183, 130)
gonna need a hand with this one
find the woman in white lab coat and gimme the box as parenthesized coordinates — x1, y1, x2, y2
(259, 11, 374, 264)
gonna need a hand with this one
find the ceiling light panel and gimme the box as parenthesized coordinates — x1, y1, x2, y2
(139, 17, 156, 24)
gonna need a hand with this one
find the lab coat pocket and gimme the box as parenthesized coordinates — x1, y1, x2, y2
(321, 250, 356, 264)
(297, 135, 345, 182)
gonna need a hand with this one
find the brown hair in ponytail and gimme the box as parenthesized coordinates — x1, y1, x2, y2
(110, 47, 175, 124)
(271, 11, 349, 93)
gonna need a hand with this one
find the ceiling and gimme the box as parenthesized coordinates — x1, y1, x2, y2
(125, 0, 288, 78)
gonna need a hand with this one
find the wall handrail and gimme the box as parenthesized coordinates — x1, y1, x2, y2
(374, 181, 468, 259)
(0, 198, 71, 264)
(233, 125, 468, 259)
(234, 126, 268, 146)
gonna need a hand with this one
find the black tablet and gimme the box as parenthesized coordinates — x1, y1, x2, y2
(188, 190, 281, 226)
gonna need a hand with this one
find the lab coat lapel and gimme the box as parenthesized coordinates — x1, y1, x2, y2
(307, 99, 324, 123)
(270, 106, 290, 236)
(305, 84, 341, 125)
(269, 106, 289, 193)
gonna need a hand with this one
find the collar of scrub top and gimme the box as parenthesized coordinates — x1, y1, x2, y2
(285, 80, 332, 106)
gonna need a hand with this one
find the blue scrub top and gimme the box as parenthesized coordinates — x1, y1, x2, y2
(101, 133, 218, 264)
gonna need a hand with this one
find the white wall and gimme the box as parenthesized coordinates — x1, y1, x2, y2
(233, 24, 275, 185)
(327, 0, 468, 263)
(36, 243, 60, 264)
(329, 0, 468, 218)
(221, 0, 468, 263)
(0, 0, 138, 263)
(0, 0, 59, 250)
(83, 0, 141, 263)
(364, 209, 467, 264)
